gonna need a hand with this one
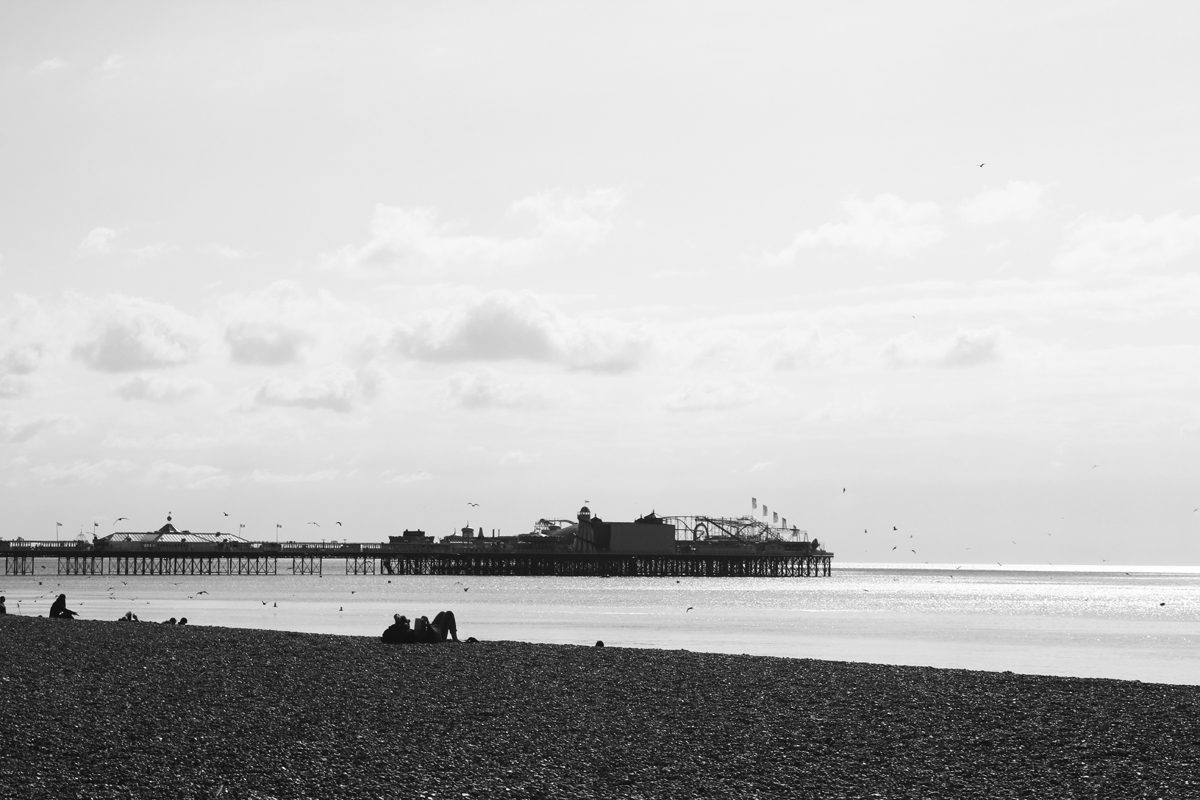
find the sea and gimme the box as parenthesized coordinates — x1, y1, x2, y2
(5, 563, 1199, 686)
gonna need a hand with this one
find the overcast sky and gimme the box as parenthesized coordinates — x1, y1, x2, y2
(2, 2, 1198, 565)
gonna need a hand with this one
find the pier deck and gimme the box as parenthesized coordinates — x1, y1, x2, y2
(1, 541, 832, 578)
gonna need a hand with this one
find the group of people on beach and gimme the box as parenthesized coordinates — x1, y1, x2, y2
(381, 610, 464, 644)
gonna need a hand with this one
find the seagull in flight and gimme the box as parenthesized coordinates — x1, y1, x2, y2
(223, 512, 230, 517)
(308, 522, 320, 526)
(336, 521, 343, 526)
(977, 162, 986, 167)
(467, 502, 480, 507)
(115, 517, 128, 522)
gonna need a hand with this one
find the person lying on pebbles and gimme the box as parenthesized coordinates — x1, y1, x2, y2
(381, 611, 471, 644)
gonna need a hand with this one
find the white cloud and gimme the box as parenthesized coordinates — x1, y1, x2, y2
(100, 54, 122, 73)
(116, 374, 212, 403)
(206, 243, 245, 260)
(767, 194, 944, 262)
(33, 57, 67, 74)
(145, 461, 230, 490)
(31, 459, 136, 485)
(1, 344, 42, 375)
(447, 371, 543, 410)
(226, 322, 315, 365)
(959, 181, 1048, 226)
(381, 470, 433, 485)
(254, 367, 370, 413)
(0, 413, 78, 444)
(0, 376, 25, 398)
(665, 382, 762, 412)
(1054, 212, 1200, 274)
(77, 227, 118, 256)
(882, 327, 1007, 368)
(392, 291, 648, 373)
(327, 188, 621, 274)
(248, 469, 342, 484)
(129, 242, 179, 260)
(73, 296, 205, 372)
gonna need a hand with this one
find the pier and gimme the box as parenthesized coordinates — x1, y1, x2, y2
(1, 541, 832, 578)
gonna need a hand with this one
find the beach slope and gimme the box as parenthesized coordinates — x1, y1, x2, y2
(1, 616, 1197, 799)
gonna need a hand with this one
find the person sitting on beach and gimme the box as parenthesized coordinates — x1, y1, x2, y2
(49, 594, 78, 619)
(382, 611, 459, 643)
(118, 611, 139, 622)
(162, 617, 177, 625)
(415, 611, 459, 643)
(0, 595, 6, 615)
(178, 617, 187, 625)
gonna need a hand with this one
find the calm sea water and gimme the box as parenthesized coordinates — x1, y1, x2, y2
(5, 562, 1199, 686)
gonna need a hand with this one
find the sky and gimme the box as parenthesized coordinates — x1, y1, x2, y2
(2, 2, 1199, 565)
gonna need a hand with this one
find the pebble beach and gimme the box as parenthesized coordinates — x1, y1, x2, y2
(2, 615, 1197, 799)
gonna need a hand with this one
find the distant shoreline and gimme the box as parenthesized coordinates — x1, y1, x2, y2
(3, 615, 1197, 799)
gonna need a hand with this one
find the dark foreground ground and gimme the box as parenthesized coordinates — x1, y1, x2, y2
(1, 616, 1197, 799)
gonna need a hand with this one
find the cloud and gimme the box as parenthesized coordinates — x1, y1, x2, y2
(327, 188, 622, 274)
(447, 371, 543, 410)
(392, 291, 648, 373)
(0, 376, 24, 398)
(116, 374, 212, 403)
(226, 322, 315, 365)
(254, 367, 371, 413)
(767, 194, 944, 262)
(129, 242, 179, 261)
(248, 469, 342, 485)
(0, 413, 78, 444)
(100, 54, 122, 73)
(31, 459, 136, 485)
(665, 382, 762, 413)
(73, 296, 204, 372)
(33, 57, 68, 74)
(1, 344, 42, 376)
(145, 461, 230, 490)
(959, 181, 1048, 226)
(766, 327, 830, 370)
(381, 470, 432, 485)
(77, 227, 118, 256)
(1054, 212, 1200, 274)
(206, 243, 245, 260)
(882, 327, 1006, 368)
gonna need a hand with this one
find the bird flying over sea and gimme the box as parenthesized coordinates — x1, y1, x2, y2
(223, 512, 230, 517)
(336, 521, 343, 526)
(467, 502, 480, 507)
(308, 522, 320, 526)
(115, 517, 128, 522)
(978, 162, 985, 167)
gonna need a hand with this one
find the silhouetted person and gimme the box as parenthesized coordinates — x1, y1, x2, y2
(162, 617, 177, 625)
(49, 594, 78, 619)
(383, 611, 458, 643)
(119, 611, 139, 622)
(381, 614, 415, 643)
(415, 611, 459, 642)
(178, 617, 187, 625)
(0, 596, 6, 615)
